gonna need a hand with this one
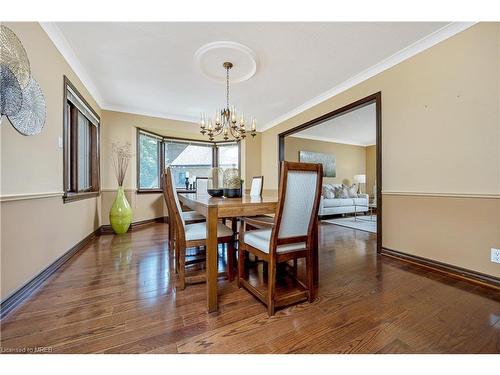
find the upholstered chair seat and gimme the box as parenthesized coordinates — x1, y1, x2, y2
(185, 222, 233, 241)
(181, 211, 205, 222)
(243, 228, 306, 253)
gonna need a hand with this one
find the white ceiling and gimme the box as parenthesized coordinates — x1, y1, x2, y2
(46, 22, 463, 131)
(291, 103, 376, 146)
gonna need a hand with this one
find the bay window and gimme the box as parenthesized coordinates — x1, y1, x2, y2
(137, 128, 240, 192)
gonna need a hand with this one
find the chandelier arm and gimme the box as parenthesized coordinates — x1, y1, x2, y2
(229, 126, 241, 139)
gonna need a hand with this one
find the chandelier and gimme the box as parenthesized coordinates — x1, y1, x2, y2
(199, 62, 256, 141)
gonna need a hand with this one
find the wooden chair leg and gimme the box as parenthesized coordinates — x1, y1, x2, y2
(175, 238, 180, 274)
(168, 218, 174, 251)
(237, 245, 245, 288)
(267, 259, 276, 316)
(306, 252, 314, 302)
(178, 245, 186, 290)
(292, 259, 298, 280)
(227, 241, 235, 282)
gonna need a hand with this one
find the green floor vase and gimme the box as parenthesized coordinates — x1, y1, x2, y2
(109, 187, 132, 234)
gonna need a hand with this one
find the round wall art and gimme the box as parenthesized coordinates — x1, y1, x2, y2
(0, 25, 46, 136)
(0, 64, 23, 116)
(8, 77, 46, 136)
(0, 25, 31, 88)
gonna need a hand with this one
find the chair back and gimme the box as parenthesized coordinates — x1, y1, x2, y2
(250, 176, 264, 197)
(164, 168, 186, 240)
(270, 161, 323, 252)
(196, 177, 208, 194)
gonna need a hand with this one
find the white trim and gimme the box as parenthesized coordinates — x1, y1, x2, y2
(102, 103, 199, 125)
(289, 133, 375, 147)
(260, 22, 477, 132)
(0, 192, 63, 202)
(40, 22, 104, 107)
(382, 191, 500, 199)
(41, 22, 476, 132)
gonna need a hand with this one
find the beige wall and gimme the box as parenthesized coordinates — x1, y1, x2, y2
(366, 145, 376, 198)
(1, 22, 102, 300)
(285, 137, 366, 186)
(260, 23, 500, 277)
(242, 133, 262, 190)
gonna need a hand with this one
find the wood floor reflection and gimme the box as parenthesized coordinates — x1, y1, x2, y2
(1, 222, 499, 353)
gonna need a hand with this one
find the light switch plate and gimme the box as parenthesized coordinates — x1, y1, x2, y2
(58, 136, 63, 149)
(491, 248, 500, 264)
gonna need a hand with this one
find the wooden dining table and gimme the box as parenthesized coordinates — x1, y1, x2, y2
(178, 192, 319, 313)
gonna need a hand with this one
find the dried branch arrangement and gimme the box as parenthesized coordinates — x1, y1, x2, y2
(111, 142, 133, 187)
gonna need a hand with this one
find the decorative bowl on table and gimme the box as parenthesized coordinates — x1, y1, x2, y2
(207, 189, 224, 197)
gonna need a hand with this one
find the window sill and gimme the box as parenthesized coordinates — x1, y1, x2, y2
(63, 191, 100, 203)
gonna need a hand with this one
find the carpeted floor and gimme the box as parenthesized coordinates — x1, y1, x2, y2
(323, 214, 377, 233)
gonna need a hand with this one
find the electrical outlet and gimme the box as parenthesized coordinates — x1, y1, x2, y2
(491, 248, 500, 264)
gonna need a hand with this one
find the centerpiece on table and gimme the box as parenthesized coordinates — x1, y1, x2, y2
(223, 168, 241, 198)
(109, 142, 133, 234)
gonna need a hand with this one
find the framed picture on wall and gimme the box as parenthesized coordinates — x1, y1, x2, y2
(299, 150, 336, 177)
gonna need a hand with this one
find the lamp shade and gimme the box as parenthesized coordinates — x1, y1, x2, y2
(354, 174, 366, 184)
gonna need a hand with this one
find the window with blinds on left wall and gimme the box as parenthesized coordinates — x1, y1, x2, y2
(63, 76, 100, 203)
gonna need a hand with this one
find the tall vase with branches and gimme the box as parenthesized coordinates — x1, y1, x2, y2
(109, 142, 133, 234)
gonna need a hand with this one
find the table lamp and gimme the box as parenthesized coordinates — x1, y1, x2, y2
(353, 174, 366, 194)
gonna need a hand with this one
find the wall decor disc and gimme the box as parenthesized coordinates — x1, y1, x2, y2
(0, 64, 22, 116)
(8, 77, 46, 136)
(0, 25, 31, 88)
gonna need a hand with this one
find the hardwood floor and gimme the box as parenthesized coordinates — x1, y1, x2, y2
(1, 222, 499, 353)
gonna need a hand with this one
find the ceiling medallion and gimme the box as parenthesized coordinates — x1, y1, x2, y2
(199, 61, 256, 142)
(194, 41, 257, 83)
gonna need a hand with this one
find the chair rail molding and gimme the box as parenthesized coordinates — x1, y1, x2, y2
(0, 191, 64, 202)
(382, 191, 500, 199)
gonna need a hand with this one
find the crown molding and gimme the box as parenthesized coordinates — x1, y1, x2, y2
(289, 133, 374, 147)
(259, 22, 477, 132)
(101, 103, 199, 125)
(40, 22, 476, 132)
(39, 22, 104, 107)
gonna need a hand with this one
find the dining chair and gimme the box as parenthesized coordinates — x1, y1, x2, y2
(162, 173, 205, 256)
(196, 177, 208, 194)
(238, 161, 323, 316)
(165, 168, 235, 288)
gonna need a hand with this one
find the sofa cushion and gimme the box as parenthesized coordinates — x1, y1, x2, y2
(323, 198, 355, 207)
(353, 197, 368, 206)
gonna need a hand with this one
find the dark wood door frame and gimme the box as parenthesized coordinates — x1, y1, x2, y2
(278, 92, 382, 253)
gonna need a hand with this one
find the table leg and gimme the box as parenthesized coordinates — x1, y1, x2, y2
(206, 206, 218, 312)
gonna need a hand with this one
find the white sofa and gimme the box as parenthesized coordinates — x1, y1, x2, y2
(319, 184, 369, 217)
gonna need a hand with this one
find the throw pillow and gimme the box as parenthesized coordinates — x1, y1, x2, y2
(340, 184, 350, 199)
(347, 184, 358, 198)
(333, 185, 343, 198)
(322, 185, 335, 199)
